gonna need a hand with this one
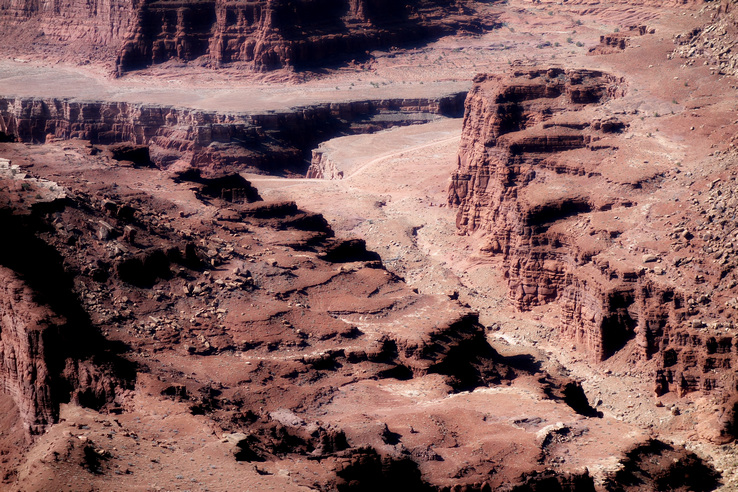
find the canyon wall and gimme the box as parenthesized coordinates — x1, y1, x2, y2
(118, 0, 494, 72)
(0, 266, 56, 435)
(0, 0, 496, 73)
(448, 69, 738, 408)
(0, 194, 132, 438)
(0, 93, 465, 174)
(0, 0, 139, 69)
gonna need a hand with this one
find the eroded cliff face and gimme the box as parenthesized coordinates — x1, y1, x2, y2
(0, 168, 134, 439)
(448, 69, 738, 411)
(0, 266, 56, 435)
(0, 0, 139, 69)
(0, 0, 496, 73)
(0, 93, 464, 174)
(117, 0, 496, 73)
(449, 68, 628, 327)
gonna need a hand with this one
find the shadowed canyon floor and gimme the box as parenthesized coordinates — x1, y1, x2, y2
(1, 0, 738, 490)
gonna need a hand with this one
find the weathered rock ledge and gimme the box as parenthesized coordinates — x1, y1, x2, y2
(0, 93, 465, 174)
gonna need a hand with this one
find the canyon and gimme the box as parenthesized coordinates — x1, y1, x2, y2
(1, 0, 738, 490)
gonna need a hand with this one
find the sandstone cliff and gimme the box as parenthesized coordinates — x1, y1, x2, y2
(0, 0, 139, 70)
(0, 93, 464, 174)
(448, 69, 738, 411)
(117, 0, 497, 73)
(0, 0, 497, 74)
(0, 266, 56, 435)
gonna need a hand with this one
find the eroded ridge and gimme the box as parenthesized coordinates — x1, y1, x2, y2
(448, 68, 738, 430)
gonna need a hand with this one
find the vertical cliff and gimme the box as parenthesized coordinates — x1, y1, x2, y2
(0, 172, 134, 437)
(0, 94, 465, 174)
(0, 267, 56, 435)
(0, 0, 496, 73)
(448, 68, 738, 409)
(116, 0, 494, 72)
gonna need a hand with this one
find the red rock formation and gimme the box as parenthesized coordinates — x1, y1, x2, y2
(307, 148, 343, 179)
(0, 94, 464, 174)
(672, 0, 738, 76)
(0, 0, 497, 73)
(449, 67, 627, 327)
(0, 267, 56, 435)
(588, 25, 650, 55)
(448, 67, 738, 407)
(116, 0, 497, 73)
(0, 0, 139, 69)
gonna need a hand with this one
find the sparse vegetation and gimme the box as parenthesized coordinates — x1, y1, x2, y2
(567, 37, 573, 44)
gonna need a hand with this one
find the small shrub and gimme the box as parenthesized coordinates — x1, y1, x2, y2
(567, 37, 573, 43)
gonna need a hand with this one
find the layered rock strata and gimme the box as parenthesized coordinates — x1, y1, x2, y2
(448, 69, 738, 410)
(0, 267, 56, 435)
(449, 69, 629, 357)
(588, 25, 650, 55)
(0, 0, 497, 73)
(0, 94, 464, 174)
